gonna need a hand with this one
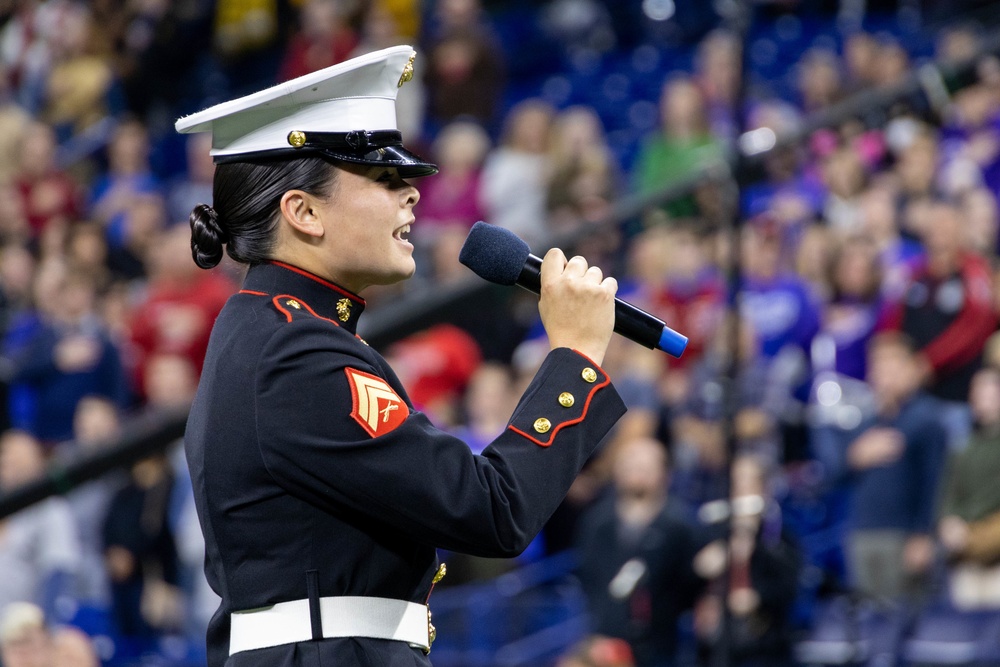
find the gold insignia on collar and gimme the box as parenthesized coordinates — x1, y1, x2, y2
(286, 299, 301, 309)
(398, 53, 415, 88)
(288, 130, 306, 148)
(336, 298, 352, 322)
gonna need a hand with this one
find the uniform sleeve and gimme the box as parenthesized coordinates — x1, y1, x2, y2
(254, 322, 627, 558)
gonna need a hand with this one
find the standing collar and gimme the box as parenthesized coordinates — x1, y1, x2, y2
(242, 261, 366, 334)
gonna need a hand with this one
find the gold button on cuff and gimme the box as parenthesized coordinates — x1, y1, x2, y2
(533, 418, 552, 434)
(286, 299, 301, 309)
(582, 368, 598, 383)
(558, 392, 575, 408)
(432, 563, 447, 584)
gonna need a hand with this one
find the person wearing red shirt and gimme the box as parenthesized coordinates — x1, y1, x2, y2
(882, 200, 997, 447)
(127, 225, 235, 397)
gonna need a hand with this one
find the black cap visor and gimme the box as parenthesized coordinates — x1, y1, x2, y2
(214, 130, 439, 178)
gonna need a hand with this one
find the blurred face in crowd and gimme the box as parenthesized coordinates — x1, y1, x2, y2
(845, 33, 879, 85)
(73, 396, 120, 448)
(0, 431, 45, 491)
(823, 148, 866, 199)
(741, 223, 782, 279)
(661, 78, 707, 138)
(18, 123, 56, 177)
(56, 272, 97, 324)
(970, 368, 1000, 428)
(108, 121, 149, 175)
(867, 336, 920, 406)
(434, 121, 490, 173)
(187, 133, 215, 184)
(0, 244, 36, 303)
(697, 31, 740, 103)
(144, 354, 199, 408)
(833, 237, 880, 300)
(612, 437, 668, 501)
(798, 50, 841, 109)
(859, 186, 898, 243)
(897, 135, 937, 196)
(922, 202, 964, 270)
(464, 362, 515, 428)
(505, 101, 553, 154)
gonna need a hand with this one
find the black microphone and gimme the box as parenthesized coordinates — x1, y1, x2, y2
(458, 221, 688, 358)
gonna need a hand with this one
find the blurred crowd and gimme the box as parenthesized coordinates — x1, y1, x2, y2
(0, 1, 997, 666)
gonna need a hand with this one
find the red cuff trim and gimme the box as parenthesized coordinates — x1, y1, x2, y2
(272, 294, 342, 327)
(269, 261, 365, 304)
(507, 372, 611, 447)
(239, 289, 268, 296)
(568, 348, 611, 379)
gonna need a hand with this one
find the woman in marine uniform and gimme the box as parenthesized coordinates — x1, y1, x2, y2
(178, 46, 627, 667)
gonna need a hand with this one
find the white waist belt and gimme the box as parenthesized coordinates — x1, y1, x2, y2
(229, 596, 430, 655)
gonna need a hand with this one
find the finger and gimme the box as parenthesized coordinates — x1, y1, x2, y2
(541, 247, 567, 288)
(564, 255, 588, 278)
(584, 265, 604, 283)
(602, 276, 618, 296)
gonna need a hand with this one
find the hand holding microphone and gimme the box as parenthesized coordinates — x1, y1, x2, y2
(459, 222, 688, 359)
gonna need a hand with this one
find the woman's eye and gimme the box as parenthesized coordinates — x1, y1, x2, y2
(377, 171, 394, 182)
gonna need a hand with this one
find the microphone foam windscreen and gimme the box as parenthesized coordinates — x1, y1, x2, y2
(458, 221, 531, 286)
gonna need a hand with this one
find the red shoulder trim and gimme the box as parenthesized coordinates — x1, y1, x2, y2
(271, 294, 342, 327)
(268, 261, 365, 304)
(507, 372, 611, 447)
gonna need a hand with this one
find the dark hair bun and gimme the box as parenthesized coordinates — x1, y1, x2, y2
(190, 204, 228, 269)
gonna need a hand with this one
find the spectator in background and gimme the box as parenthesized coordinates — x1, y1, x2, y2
(937, 366, 1000, 609)
(0, 431, 80, 617)
(480, 99, 554, 245)
(858, 184, 923, 301)
(8, 268, 128, 443)
(106, 193, 166, 280)
(961, 187, 999, 257)
(557, 636, 635, 667)
(413, 120, 489, 237)
(41, 4, 113, 139)
(279, 0, 359, 82)
(88, 119, 160, 251)
(883, 200, 996, 447)
(0, 105, 31, 184)
(693, 455, 801, 667)
(425, 0, 505, 129)
(816, 236, 882, 382)
(0, 602, 49, 667)
(693, 29, 741, 142)
(836, 333, 946, 602)
(449, 361, 516, 455)
(64, 221, 110, 290)
(103, 452, 181, 645)
(821, 147, 867, 234)
(128, 224, 234, 397)
(547, 106, 618, 229)
(635, 77, 722, 198)
(843, 32, 880, 93)
(796, 48, 843, 114)
(576, 436, 703, 667)
(13, 121, 81, 241)
(738, 217, 820, 365)
(675, 317, 783, 506)
(61, 396, 123, 606)
(166, 133, 215, 225)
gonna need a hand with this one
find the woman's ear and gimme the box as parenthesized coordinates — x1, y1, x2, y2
(279, 191, 325, 238)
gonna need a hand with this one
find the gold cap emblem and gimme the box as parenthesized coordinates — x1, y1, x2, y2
(288, 130, 306, 148)
(558, 392, 575, 408)
(533, 418, 552, 434)
(581, 368, 597, 383)
(286, 299, 301, 309)
(336, 298, 352, 322)
(398, 53, 415, 87)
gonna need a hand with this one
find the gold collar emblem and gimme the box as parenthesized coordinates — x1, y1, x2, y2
(336, 298, 352, 322)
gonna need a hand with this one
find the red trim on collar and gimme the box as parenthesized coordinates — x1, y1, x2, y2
(268, 261, 366, 305)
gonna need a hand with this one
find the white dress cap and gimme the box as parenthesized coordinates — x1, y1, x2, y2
(175, 45, 436, 177)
